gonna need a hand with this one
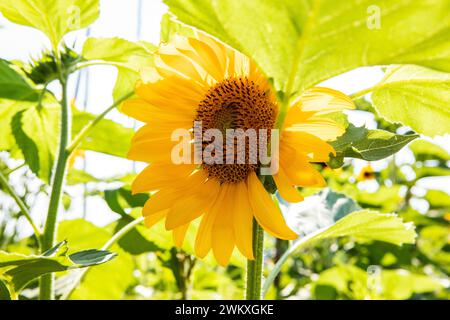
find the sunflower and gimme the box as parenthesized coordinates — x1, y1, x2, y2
(357, 164, 376, 181)
(122, 33, 354, 266)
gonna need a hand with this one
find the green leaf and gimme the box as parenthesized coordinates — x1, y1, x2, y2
(0, 0, 100, 47)
(160, 13, 195, 43)
(371, 65, 450, 137)
(0, 59, 39, 101)
(57, 220, 134, 299)
(82, 37, 156, 100)
(410, 140, 450, 162)
(329, 124, 418, 168)
(0, 99, 32, 151)
(104, 187, 149, 217)
(165, 0, 450, 92)
(0, 241, 116, 295)
(11, 102, 60, 183)
(264, 190, 416, 296)
(72, 108, 134, 158)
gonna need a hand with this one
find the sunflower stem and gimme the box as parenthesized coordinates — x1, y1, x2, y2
(39, 60, 71, 300)
(246, 219, 264, 300)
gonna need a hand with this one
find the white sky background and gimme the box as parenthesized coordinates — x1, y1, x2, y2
(0, 0, 448, 236)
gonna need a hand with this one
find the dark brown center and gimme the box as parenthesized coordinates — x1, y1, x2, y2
(195, 77, 277, 183)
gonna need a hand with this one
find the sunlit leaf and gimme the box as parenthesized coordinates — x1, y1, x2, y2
(160, 13, 195, 43)
(72, 108, 134, 158)
(11, 101, 60, 183)
(165, 0, 450, 92)
(82, 37, 156, 100)
(372, 65, 450, 137)
(0, 0, 100, 47)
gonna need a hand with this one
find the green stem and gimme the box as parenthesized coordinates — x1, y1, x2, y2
(0, 171, 42, 240)
(245, 219, 264, 300)
(66, 91, 134, 154)
(60, 217, 144, 300)
(39, 75, 71, 300)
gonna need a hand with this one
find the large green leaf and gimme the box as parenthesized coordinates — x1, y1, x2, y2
(0, 59, 39, 101)
(328, 124, 418, 168)
(264, 190, 416, 296)
(72, 108, 134, 158)
(371, 65, 450, 137)
(82, 37, 156, 100)
(0, 0, 100, 47)
(0, 241, 116, 295)
(11, 102, 60, 183)
(165, 0, 450, 92)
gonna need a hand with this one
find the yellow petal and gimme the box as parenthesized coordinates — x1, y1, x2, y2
(173, 223, 190, 248)
(132, 163, 195, 194)
(247, 172, 298, 240)
(144, 210, 167, 227)
(285, 116, 345, 141)
(195, 184, 229, 258)
(282, 131, 335, 162)
(294, 87, 354, 115)
(233, 181, 254, 259)
(273, 168, 304, 203)
(212, 185, 235, 266)
(165, 176, 220, 229)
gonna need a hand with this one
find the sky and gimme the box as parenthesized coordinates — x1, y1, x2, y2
(0, 0, 448, 235)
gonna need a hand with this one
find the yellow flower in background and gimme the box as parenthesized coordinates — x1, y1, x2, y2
(357, 164, 376, 181)
(122, 33, 354, 265)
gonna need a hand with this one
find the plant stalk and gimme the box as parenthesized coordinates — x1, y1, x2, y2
(39, 75, 71, 300)
(245, 219, 264, 300)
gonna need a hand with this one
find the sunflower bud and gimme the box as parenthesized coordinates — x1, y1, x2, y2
(24, 45, 81, 85)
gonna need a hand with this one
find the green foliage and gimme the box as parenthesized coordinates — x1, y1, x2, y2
(72, 108, 134, 158)
(0, 0, 100, 47)
(0, 240, 115, 296)
(165, 0, 450, 92)
(371, 65, 450, 137)
(57, 220, 134, 300)
(11, 103, 60, 183)
(24, 46, 80, 85)
(0, 59, 39, 101)
(82, 37, 156, 100)
(313, 264, 443, 300)
(329, 124, 418, 168)
(410, 140, 450, 163)
(160, 13, 195, 43)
